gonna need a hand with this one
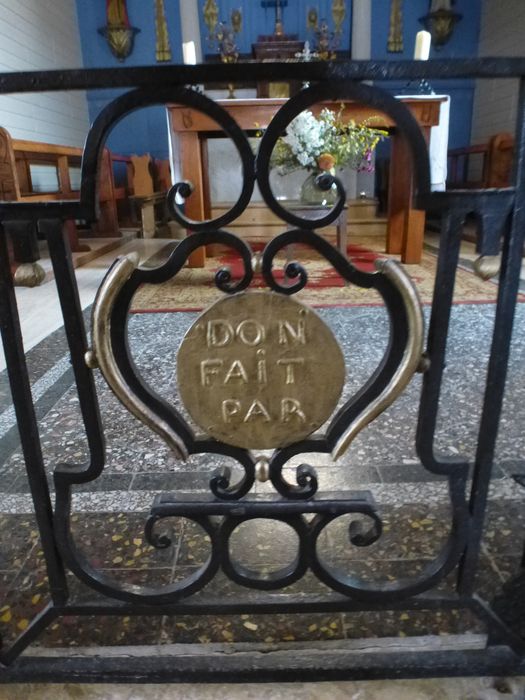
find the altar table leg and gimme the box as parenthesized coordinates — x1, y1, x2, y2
(386, 131, 426, 264)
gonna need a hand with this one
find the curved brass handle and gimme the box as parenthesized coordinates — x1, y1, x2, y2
(88, 253, 188, 460)
(332, 258, 425, 460)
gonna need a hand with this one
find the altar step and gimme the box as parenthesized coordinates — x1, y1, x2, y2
(211, 199, 387, 245)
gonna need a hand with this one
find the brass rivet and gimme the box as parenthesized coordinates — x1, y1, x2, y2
(255, 457, 270, 483)
(84, 349, 98, 369)
(417, 353, 431, 373)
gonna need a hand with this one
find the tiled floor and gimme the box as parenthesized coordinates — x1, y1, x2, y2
(0, 232, 524, 684)
(1, 677, 525, 699)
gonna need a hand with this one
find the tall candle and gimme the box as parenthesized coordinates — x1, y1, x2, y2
(182, 40, 197, 65)
(414, 30, 431, 60)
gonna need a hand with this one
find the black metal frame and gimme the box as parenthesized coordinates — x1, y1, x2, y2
(0, 59, 525, 681)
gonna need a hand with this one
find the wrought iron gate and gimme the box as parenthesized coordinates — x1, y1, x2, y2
(0, 59, 525, 682)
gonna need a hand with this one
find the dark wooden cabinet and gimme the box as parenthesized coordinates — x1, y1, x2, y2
(252, 36, 303, 97)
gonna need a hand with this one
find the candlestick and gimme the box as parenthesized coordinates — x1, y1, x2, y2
(182, 40, 197, 65)
(414, 30, 431, 60)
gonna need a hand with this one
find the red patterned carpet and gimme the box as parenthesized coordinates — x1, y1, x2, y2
(131, 236, 520, 312)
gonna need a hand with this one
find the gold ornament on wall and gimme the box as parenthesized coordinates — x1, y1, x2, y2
(307, 7, 318, 31)
(155, 0, 171, 62)
(332, 0, 346, 36)
(99, 0, 140, 62)
(203, 0, 219, 39)
(420, 0, 462, 47)
(387, 0, 404, 53)
(231, 8, 242, 34)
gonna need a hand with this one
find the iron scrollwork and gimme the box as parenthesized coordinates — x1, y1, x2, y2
(1, 60, 524, 673)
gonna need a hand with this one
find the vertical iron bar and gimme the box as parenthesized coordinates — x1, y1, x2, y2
(458, 78, 525, 594)
(416, 204, 468, 475)
(40, 220, 105, 482)
(0, 222, 67, 603)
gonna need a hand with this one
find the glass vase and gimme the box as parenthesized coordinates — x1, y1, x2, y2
(300, 171, 338, 206)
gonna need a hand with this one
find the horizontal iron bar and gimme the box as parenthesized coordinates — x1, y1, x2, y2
(57, 592, 468, 616)
(151, 493, 375, 517)
(1, 647, 524, 683)
(1, 59, 525, 95)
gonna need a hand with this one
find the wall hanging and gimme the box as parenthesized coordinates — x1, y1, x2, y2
(387, 0, 403, 52)
(306, 1, 346, 60)
(420, 0, 462, 47)
(155, 0, 172, 61)
(99, 0, 140, 61)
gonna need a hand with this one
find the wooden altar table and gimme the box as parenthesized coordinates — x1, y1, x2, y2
(168, 96, 446, 268)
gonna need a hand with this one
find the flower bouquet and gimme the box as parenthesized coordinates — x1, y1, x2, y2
(270, 106, 388, 204)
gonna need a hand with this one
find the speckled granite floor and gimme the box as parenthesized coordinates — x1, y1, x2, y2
(1, 677, 525, 700)
(0, 302, 524, 655)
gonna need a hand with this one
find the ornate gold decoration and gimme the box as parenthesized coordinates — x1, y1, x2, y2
(177, 291, 345, 450)
(231, 8, 242, 34)
(332, 259, 425, 459)
(203, 0, 219, 38)
(420, 7, 462, 47)
(99, 0, 140, 62)
(89, 253, 188, 460)
(99, 25, 140, 61)
(332, 0, 346, 36)
(474, 255, 500, 281)
(155, 0, 171, 62)
(307, 7, 318, 31)
(387, 0, 404, 53)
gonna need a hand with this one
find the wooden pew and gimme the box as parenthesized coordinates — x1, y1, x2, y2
(127, 154, 172, 237)
(447, 132, 515, 189)
(0, 127, 126, 285)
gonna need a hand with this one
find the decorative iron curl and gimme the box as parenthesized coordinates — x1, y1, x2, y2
(145, 514, 173, 549)
(214, 265, 246, 293)
(261, 228, 373, 296)
(81, 85, 256, 229)
(268, 440, 324, 499)
(348, 512, 383, 547)
(53, 489, 221, 605)
(309, 503, 469, 602)
(267, 462, 318, 499)
(208, 460, 255, 500)
(219, 514, 310, 591)
(255, 80, 431, 230)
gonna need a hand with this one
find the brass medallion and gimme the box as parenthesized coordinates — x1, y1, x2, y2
(177, 291, 345, 450)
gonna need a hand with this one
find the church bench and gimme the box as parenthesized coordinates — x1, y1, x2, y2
(0, 127, 127, 285)
(447, 132, 514, 189)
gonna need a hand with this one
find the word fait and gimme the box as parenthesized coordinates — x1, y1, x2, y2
(201, 317, 308, 426)
(177, 292, 345, 450)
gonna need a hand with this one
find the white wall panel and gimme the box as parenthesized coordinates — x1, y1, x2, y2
(471, 0, 525, 146)
(0, 0, 89, 147)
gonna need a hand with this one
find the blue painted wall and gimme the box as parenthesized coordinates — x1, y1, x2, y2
(200, 1, 351, 57)
(75, 0, 183, 158)
(371, 0, 482, 149)
(75, 0, 480, 156)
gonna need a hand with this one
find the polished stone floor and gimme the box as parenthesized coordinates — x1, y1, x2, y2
(1, 677, 525, 699)
(0, 302, 524, 655)
(0, 238, 524, 687)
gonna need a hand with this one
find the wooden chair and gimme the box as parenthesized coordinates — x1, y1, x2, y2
(485, 132, 514, 188)
(129, 154, 169, 237)
(447, 131, 515, 189)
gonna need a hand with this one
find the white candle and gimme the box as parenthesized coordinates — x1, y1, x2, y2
(414, 30, 431, 61)
(182, 40, 197, 65)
